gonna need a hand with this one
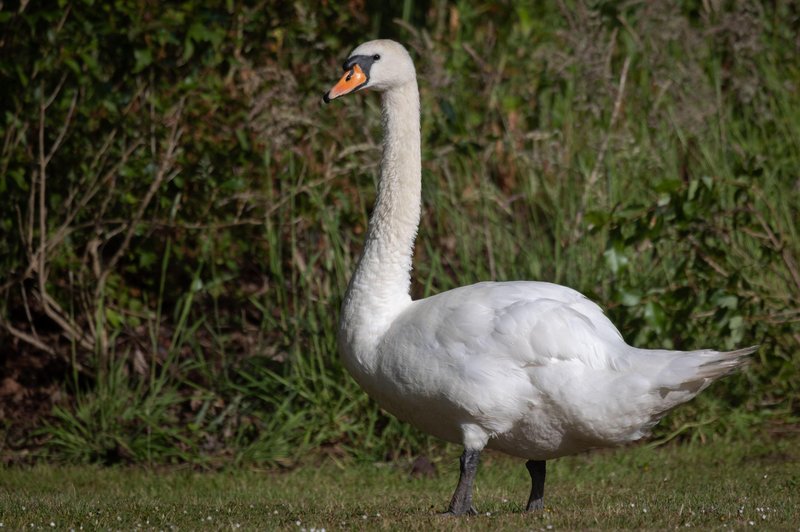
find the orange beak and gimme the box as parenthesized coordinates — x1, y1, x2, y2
(323, 64, 367, 103)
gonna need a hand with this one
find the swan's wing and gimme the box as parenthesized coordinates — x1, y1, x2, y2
(398, 280, 628, 369)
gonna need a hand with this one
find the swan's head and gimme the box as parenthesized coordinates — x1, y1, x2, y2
(323, 39, 415, 103)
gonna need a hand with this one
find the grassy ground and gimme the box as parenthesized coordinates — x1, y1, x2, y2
(2, 436, 798, 530)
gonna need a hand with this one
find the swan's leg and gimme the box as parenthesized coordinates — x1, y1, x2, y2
(525, 459, 546, 512)
(445, 449, 481, 516)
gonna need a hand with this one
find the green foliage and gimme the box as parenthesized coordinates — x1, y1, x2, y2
(0, 1, 798, 465)
(44, 357, 187, 465)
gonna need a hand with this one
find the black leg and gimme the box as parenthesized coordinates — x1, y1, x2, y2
(525, 460, 546, 512)
(445, 449, 481, 516)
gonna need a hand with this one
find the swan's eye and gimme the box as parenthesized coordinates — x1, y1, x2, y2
(373, 54, 381, 61)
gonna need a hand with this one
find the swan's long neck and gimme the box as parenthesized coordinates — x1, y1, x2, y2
(339, 81, 421, 364)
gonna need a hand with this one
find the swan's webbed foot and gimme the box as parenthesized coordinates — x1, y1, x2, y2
(526, 498, 544, 512)
(525, 459, 546, 512)
(444, 448, 481, 516)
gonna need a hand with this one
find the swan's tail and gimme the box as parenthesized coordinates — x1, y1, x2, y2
(670, 345, 756, 389)
(642, 345, 757, 418)
(692, 345, 757, 381)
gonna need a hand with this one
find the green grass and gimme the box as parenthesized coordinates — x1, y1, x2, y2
(2, 436, 798, 530)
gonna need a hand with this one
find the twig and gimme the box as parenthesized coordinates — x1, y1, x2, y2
(33, 81, 94, 352)
(0, 317, 56, 356)
(52, 139, 143, 256)
(1, 112, 27, 178)
(97, 102, 184, 288)
(26, 168, 36, 268)
(54, 4, 71, 34)
(753, 209, 800, 295)
(462, 42, 491, 73)
(0, 140, 142, 298)
(1, 65, 149, 365)
(0, 316, 89, 375)
(688, 236, 730, 277)
(43, 73, 69, 110)
(603, 28, 619, 81)
(19, 284, 38, 338)
(91, 100, 185, 356)
(149, 218, 267, 230)
(573, 55, 631, 240)
(484, 223, 496, 280)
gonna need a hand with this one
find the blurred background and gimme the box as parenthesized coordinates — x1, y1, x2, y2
(0, 0, 798, 467)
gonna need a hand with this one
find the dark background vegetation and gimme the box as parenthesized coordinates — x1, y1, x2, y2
(0, 0, 798, 467)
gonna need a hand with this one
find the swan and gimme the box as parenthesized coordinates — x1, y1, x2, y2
(323, 39, 755, 516)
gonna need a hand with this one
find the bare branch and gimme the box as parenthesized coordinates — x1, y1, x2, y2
(41, 292, 94, 351)
(97, 101, 184, 288)
(37, 82, 49, 295)
(688, 236, 730, 277)
(754, 209, 800, 296)
(51, 139, 143, 256)
(89, 100, 185, 355)
(44, 90, 79, 167)
(19, 284, 38, 338)
(0, 139, 142, 300)
(586, 55, 631, 197)
(573, 55, 632, 240)
(43, 73, 68, 109)
(0, 317, 55, 356)
(26, 169, 36, 267)
(33, 80, 95, 354)
(0, 316, 90, 375)
(54, 4, 71, 33)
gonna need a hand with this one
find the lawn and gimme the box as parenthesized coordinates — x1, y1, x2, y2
(2, 435, 798, 530)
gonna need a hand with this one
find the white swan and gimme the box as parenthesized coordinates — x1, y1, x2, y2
(323, 39, 755, 516)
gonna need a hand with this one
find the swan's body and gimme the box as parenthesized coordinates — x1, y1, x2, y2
(324, 39, 754, 515)
(348, 279, 746, 458)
